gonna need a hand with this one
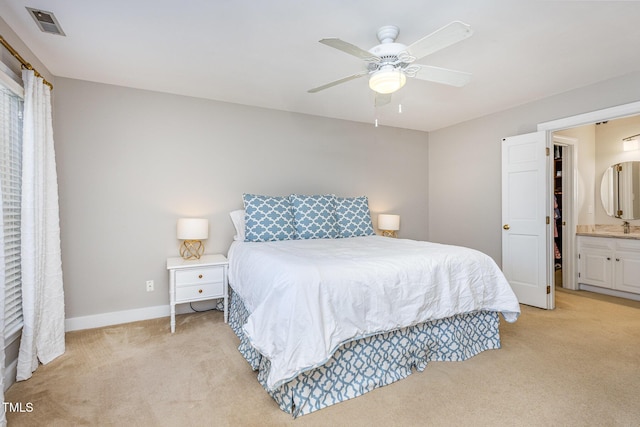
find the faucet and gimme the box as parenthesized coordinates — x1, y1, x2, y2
(623, 221, 630, 234)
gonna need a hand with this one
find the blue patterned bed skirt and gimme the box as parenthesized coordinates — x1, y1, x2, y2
(229, 287, 501, 418)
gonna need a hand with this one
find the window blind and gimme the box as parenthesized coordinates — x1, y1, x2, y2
(0, 86, 23, 339)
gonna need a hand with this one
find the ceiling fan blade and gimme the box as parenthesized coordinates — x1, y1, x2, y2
(375, 92, 392, 107)
(399, 21, 473, 62)
(411, 65, 471, 87)
(308, 71, 369, 93)
(319, 38, 380, 62)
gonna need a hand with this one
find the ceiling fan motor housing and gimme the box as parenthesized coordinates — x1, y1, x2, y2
(368, 25, 409, 69)
(368, 42, 411, 75)
(369, 43, 407, 60)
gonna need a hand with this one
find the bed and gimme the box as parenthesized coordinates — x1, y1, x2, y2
(227, 194, 520, 417)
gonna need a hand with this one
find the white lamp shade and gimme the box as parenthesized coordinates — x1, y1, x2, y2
(177, 218, 209, 240)
(369, 68, 407, 94)
(378, 214, 400, 231)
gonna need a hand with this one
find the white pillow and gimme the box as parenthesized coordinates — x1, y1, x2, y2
(229, 209, 246, 241)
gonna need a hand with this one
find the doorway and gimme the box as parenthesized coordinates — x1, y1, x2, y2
(553, 144, 564, 288)
(550, 134, 577, 291)
(539, 101, 640, 295)
(503, 101, 640, 308)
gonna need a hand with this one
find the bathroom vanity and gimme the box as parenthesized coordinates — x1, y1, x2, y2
(578, 159, 640, 300)
(577, 229, 640, 300)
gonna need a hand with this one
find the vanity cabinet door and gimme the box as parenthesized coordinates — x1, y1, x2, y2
(614, 240, 640, 294)
(580, 248, 614, 288)
(578, 237, 615, 289)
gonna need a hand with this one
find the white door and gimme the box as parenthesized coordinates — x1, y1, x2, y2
(502, 131, 551, 309)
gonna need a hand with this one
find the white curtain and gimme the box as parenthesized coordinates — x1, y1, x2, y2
(16, 69, 65, 381)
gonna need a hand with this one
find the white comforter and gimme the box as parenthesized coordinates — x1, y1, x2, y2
(228, 236, 520, 390)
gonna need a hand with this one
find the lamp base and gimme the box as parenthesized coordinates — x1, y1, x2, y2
(381, 230, 397, 238)
(180, 240, 204, 260)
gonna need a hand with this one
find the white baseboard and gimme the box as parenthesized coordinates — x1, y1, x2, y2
(578, 284, 640, 302)
(65, 305, 170, 332)
(64, 300, 220, 332)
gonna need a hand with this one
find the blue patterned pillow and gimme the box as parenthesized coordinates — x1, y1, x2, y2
(242, 194, 296, 242)
(290, 194, 338, 240)
(335, 196, 375, 238)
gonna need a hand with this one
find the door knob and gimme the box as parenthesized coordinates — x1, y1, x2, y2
(503, 224, 510, 230)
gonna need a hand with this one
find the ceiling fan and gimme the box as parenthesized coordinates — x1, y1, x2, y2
(308, 21, 473, 106)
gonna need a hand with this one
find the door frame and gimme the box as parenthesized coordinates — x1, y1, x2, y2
(538, 100, 640, 292)
(538, 101, 640, 131)
(552, 135, 578, 290)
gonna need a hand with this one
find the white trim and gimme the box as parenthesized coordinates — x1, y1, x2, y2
(546, 134, 555, 309)
(65, 305, 170, 332)
(553, 135, 579, 291)
(64, 301, 219, 332)
(578, 284, 640, 302)
(538, 101, 640, 131)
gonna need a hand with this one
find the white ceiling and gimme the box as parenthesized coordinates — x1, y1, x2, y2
(2, 1, 640, 132)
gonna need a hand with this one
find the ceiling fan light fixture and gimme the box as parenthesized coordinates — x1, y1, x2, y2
(369, 68, 406, 94)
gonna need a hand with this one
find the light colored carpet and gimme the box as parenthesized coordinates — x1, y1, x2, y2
(5, 289, 640, 426)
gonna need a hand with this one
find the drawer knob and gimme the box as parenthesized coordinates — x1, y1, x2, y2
(198, 289, 203, 294)
(198, 274, 203, 279)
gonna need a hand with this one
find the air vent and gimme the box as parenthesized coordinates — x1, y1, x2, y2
(26, 7, 66, 36)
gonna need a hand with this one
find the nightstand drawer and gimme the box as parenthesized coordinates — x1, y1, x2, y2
(175, 266, 224, 285)
(175, 281, 224, 302)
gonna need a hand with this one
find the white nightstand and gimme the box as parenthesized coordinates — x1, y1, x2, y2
(166, 254, 228, 333)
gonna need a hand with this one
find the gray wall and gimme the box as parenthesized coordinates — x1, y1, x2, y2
(428, 71, 640, 265)
(53, 78, 429, 319)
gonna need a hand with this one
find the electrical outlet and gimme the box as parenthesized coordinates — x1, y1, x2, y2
(146, 280, 154, 292)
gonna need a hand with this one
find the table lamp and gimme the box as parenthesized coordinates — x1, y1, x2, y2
(378, 214, 400, 238)
(177, 218, 208, 260)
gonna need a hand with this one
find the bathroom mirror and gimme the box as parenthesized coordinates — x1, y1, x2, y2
(600, 161, 640, 220)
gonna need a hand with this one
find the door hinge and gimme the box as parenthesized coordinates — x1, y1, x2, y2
(615, 164, 622, 172)
(546, 216, 550, 224)
(547, 285, 551, 294)
(546, 147, 550, 156)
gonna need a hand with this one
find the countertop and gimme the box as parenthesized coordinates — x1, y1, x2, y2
(576, 224, 640, 240)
